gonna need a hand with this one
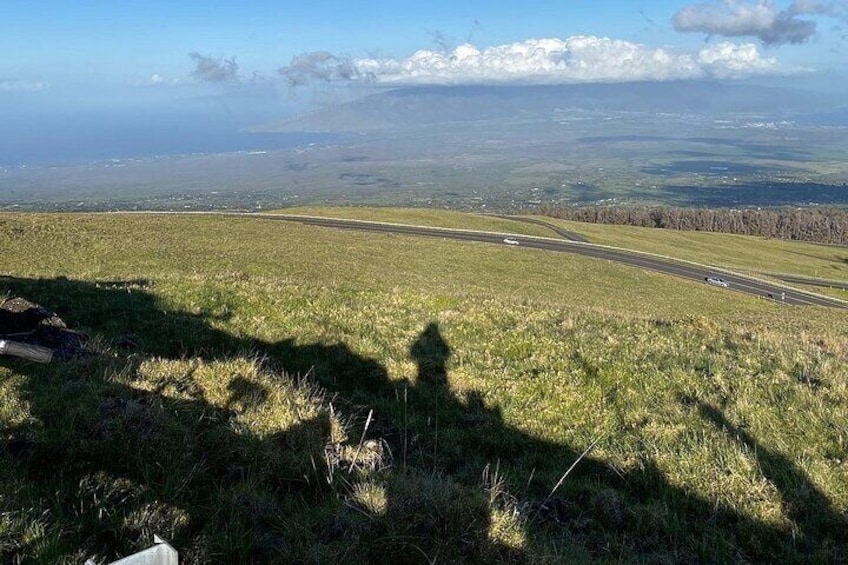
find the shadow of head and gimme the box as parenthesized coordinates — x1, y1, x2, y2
(409, 322, 451, 388)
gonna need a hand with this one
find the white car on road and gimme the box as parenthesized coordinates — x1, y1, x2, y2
(705, 277, 729, 288)
(503, 238, 520, 246)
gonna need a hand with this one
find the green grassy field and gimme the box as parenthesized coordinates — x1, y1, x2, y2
(796, 284, 848, 301)
(537, 217, 848, 282)
(280, 205, 848, 283)
(279, 206, 556, 237)
(1, 211, 847, 563)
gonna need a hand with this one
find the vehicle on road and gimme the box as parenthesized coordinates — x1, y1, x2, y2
(503, 238, 520, 246)
(705, 277, 729, 288)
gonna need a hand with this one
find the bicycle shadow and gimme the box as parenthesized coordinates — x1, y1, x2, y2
(0, 276, 341, 562)
(2, 275, 845, 563)
(695, 399, 847, 550)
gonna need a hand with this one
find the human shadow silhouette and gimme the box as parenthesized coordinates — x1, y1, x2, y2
(348, 323, 848, 563)
(2, 275, 846, 563)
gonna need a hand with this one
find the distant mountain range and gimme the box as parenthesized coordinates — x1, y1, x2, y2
(255, 81, 845, 132)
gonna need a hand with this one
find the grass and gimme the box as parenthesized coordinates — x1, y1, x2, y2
(1, 211, 848, 563)
(795, 284, 848, 301)
(278, 206, 555, 237)
(0, 212, 795, 323)
(277, 205, 848, 283)
(533, 216, 848, 282)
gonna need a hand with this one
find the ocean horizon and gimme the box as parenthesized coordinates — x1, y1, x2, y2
(0, 102, 335, 167)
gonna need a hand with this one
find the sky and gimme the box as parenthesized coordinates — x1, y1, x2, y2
(2, 0, 847, 93)
(1, 1, 845, 166)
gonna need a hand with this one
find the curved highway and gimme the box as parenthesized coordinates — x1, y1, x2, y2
(253, 214, 847, 310)
(491, 214, 589, 242)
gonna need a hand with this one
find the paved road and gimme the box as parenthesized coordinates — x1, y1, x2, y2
(772, 274, 848, 291)
(491, 215, 589, 242)
(254, 214, 847, 310)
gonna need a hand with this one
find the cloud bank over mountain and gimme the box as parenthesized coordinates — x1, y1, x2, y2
(280, 36, 778, 88)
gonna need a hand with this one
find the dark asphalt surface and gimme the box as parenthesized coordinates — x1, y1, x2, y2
(491, 215, 589, 242)
(255, 214, 848, 310)
(773, 275, 848, 291)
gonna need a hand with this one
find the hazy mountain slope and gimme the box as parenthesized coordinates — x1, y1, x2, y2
(256, 81, 843, 132)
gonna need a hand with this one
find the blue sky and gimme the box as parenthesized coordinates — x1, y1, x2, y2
(2, 1, 845, 166)
(2, 0, 846, 90)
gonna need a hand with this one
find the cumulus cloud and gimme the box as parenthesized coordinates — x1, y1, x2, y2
(278, 51, 369, 89)
(0, 79, 48, 92)
(342, 36, 777, 86)
(189, 52, 240, 83)
(673, 0, 848, 45)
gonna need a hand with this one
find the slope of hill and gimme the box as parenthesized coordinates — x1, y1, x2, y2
(279, 206, 848, 283)
(1, 211, 846, 563)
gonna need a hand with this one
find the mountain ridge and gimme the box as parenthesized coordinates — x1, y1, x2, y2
(255, 81, 844, 132)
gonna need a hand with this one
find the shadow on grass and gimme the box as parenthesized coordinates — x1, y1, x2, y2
(786, 249, 848, 268)
(0, 276, 339, 563)
(696, 400, 847, 548)
(1, 275, 845, 563)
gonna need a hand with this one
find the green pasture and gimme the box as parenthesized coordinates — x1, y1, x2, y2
(1, 212, 846, 563)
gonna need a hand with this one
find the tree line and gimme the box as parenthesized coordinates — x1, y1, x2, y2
(535, 205, 848, 245)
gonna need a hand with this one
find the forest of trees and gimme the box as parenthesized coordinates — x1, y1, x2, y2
(536, 206, 848, 245)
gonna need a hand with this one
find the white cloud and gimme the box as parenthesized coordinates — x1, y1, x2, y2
(133, 73, 185, 87)
(0, 79, 48, 92)
(347, 36, 778, 86)
(697, 42, 779, 75)
(673, 0, 848, 45)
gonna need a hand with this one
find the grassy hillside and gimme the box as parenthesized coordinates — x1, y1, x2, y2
(534, 216, 848, 283)
(1, 212, 847, 563)
(279, 206, 555, 237)
(280, 205, 848, 283)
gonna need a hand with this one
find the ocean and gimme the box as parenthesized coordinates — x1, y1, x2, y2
(0, 102, 335, 167)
